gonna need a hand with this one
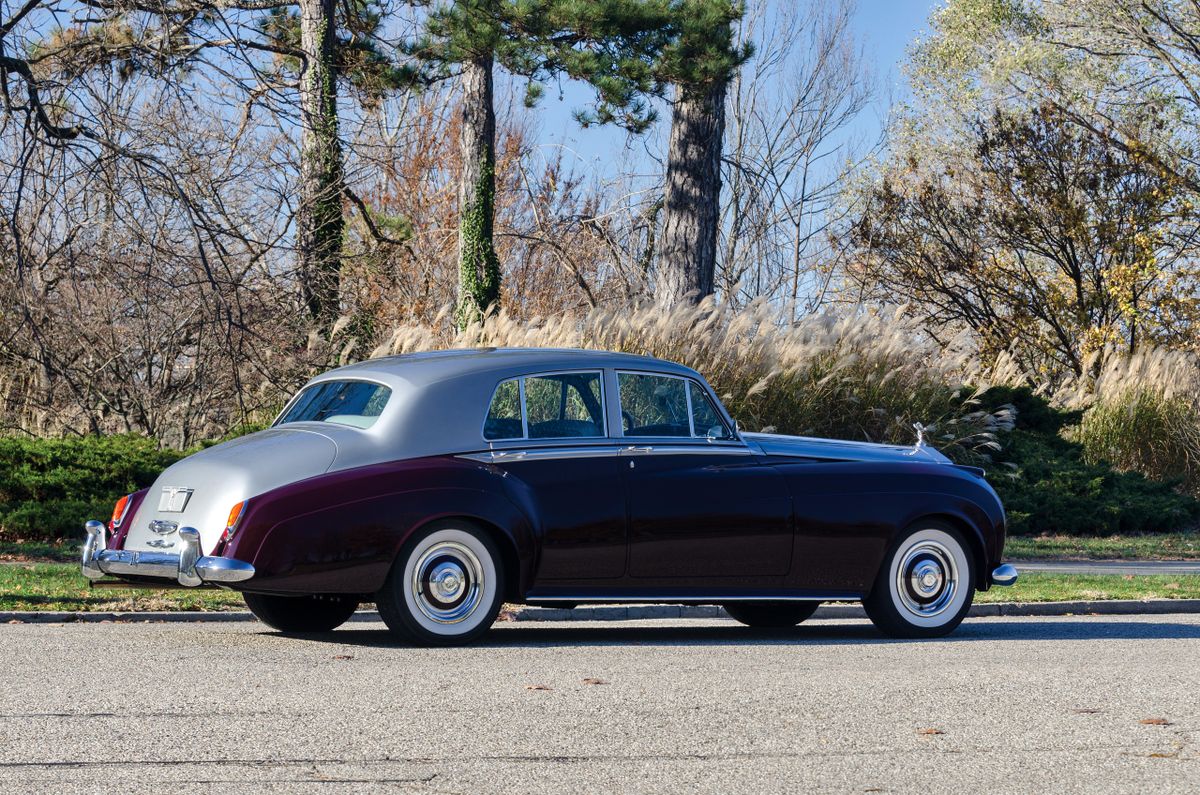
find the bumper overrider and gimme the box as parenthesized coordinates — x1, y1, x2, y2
(80, 520, 254, 587)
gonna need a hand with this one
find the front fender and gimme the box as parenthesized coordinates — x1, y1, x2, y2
(222, 456, 535, 595)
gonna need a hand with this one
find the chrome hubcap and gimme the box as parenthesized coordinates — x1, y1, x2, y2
(896, 539, 958, 617)
(411, 541, 484, 624)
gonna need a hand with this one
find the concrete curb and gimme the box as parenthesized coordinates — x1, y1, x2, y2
(3, 599, 1200, 624)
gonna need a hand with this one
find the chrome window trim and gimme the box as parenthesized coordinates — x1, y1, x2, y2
(480, 369, 607, 443)
(459, 445, 624, 464)
(272, 376, 394, 428)
(614, 369, 741, 446)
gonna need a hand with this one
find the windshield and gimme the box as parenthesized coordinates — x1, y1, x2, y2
(276, 380, 392, 430)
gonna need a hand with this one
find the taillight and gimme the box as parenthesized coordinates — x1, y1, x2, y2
(223, 501, 246, 541)
(109, 494, 133, 531)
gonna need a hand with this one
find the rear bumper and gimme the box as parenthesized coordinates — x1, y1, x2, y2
(81, 520, 254, 587)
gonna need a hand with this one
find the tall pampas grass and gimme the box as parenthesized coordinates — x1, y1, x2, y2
(1076, 347, 1200, 495)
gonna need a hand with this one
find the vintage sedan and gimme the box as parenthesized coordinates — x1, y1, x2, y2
(81, 348, 1017, 643)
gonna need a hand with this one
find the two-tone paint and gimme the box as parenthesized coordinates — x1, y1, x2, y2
(85, 348, 1010, 606)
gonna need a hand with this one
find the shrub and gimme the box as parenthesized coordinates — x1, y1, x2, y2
(0, 435, 183, 542)
(975, 388, 1200, 535)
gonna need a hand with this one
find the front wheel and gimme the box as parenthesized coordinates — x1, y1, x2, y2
(376, 521, 505, 646)
(243, 593, 359, 633)
(723, 601, 820, 627)
(863, 524, 975, 638)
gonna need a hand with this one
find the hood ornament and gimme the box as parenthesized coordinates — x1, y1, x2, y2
(912, 422, 927, 450)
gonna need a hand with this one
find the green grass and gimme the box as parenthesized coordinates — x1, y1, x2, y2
(975, 573, 1200, 603)
(3, 563, 1199, 612)
(1004, 533, 1200, 560)
(0, 563, 244, 612)
(0, 540, 80, 563)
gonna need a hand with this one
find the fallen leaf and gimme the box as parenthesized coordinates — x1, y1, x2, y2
(6, 619, 21, 624)
(496, 609, 517, 622)
(525, 684, 553, 691)
(1148, 752, 1177, 758)
(1140, 718, 1171, 726)
(1072, 708, 1102, 714)
(582, 678, 609, 686)
(333, 654, 354, 661)
(916, 728, 944, 736)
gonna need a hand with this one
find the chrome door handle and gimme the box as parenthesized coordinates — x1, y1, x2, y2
(622, 445, 653, 454)
(491, 450, 527, 461)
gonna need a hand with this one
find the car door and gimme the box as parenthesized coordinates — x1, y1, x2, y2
(482, 371, 627, 581)
(618, 372, 794, 580)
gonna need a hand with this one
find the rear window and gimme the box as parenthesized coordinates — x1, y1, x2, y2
(276, 380, 391, 430)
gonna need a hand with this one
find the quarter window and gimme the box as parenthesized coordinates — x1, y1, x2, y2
(689, 382, 734, 440)
(483, 371, 605, 440)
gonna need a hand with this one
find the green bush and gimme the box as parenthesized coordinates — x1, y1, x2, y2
(1077, 388, 1200, 496)
(0, 435, 184, 542)
(975, 388, 1200, 535)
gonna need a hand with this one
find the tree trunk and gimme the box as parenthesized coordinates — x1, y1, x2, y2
(296, 0, 343, 328)
(456, 53, 501, 328)
(656, 78, 727, 306)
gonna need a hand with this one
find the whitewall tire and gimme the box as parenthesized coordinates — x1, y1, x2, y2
(377, 521, 505, 646)
(863, 524, 975, 638)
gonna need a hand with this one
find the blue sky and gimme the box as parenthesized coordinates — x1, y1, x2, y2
(520, 0, 938, 180)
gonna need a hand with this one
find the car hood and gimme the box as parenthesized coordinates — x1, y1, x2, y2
(742, 432, 951, 465)
(123, 427, 348, 555)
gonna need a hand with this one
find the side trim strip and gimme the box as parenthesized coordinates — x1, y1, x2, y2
(523, 593, 862, 603)
(458, 444, 753, 464)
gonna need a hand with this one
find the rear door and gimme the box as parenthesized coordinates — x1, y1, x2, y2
(618, 372, 794, 580)
(482, 371, 627, 580)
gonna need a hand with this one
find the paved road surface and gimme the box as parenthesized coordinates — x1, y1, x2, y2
(0, 615, 1197, 793)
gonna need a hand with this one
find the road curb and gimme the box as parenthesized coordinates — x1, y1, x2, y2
(3, 598, 1200, 624)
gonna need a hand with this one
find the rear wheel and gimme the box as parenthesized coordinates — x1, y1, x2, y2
(723, 601, 821, 628)
(376, 521, 505, 646)
(863, 523, 975, 638)
(243, 593, 359, 633)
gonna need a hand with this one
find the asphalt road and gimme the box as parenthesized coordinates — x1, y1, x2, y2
(0, 615, 1197, 794)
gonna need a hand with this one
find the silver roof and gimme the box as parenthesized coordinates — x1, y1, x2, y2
(317, 348, 701, 391)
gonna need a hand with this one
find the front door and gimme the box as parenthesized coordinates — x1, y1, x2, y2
(617, 372, 793, 580)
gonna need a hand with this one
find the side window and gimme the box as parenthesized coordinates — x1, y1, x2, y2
(619, 373, 690, 437)
(689, 382, 734, 440)
(483, 379, 523, 440)
(524, 373, 604, 438)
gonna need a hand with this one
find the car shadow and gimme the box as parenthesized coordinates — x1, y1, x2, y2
(265, 616, 1200, 649)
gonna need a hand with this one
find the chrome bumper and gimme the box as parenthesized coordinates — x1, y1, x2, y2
(81, 520, 254, 587)
(991, 563, 1018, 586)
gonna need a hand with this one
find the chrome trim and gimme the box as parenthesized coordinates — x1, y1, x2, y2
(81, 520, 107, 580)
(991, 563, 1018, 586)
(177, 527, 203, 587)
(148, 519, 179, 535)
(525, 593, 861, 603)
(619, 444, 751, 456)
(80, 518, 255, 586)
(895, 539, 958, 617)
(459, 445, 624, 464)
(411, 540, 485, 624)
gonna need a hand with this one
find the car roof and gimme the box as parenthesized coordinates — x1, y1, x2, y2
(310, 347, 702, 390)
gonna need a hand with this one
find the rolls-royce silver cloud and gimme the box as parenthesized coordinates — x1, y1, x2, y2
(81, 348, 1017, 643)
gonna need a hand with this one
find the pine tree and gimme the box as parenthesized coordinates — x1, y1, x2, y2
(409, 0, 674, 328)
(653, 0, 750, 306)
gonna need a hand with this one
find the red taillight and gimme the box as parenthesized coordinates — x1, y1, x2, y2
(109, 494, 132, 531)
(223, 501, 246, 541)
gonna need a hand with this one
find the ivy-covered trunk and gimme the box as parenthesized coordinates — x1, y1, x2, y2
(456, 53, 501, 328)
(296, 0, 344, 328)
(657, 78, 727, 306)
